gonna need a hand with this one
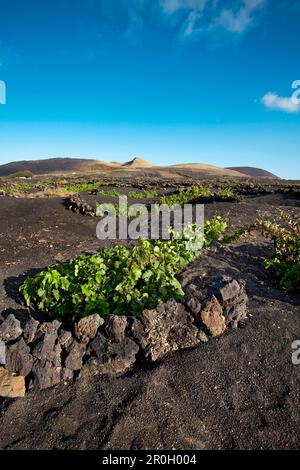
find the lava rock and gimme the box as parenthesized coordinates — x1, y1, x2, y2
(220, 280, 241, 302)
(0, 367, 25, 398)
(0, 340, 6, 364)
(197, 330, 209, 343)
(65, 340, 86, 371)
(139, 300, 201, 362)
(185, 275, 249, 329)
(23, 315, 39, 344)
(87, 328, 139, 375)
(32, 328, 62, 389)
(0, 315, 22, 343)
(127, 317, 144, 345)
(186, 296, 201, 316)
(89, 332, 106, 358)
(31, 359, 62, 390)
(57, 329, 73, 349)
(220, 280, 240, 302)
(200, 296, 226, 337)
(68, 195, 95, 216)
(75, 314, 104, 344)
(222, 280, 248, 327)
(104, 315, 127, 343)
(62, 368, 74, 381)
(6, 338, 33, 377)
(37, 319, 61, 336)
(32, 331, 59, 362)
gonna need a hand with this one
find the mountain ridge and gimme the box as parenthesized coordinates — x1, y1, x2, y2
(0, 157, 279, 179)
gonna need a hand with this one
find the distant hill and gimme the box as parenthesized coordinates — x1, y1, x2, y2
(122, 157, 154, 168)
(0, 158, 116, 176)
(168, 163, 244, 177)
(0, 157, 278, 179)
(227, 167, 279, 178)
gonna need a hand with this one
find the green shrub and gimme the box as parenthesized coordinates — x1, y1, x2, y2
(95, 201, 148, 217)
(204, 216, 229, 246)
(255, 213, 300, 292)
(19, 216, 228, 321)
(158, 186, 214, 206)
(0, 181, 54, 192)
(63, 182, 103, 192)
(216, 188, 237, 198)
(128, 189, 158, 199)
(222, 211, 300, 292)
(98, 188, 121, 198)
(2, 183, 32, 191)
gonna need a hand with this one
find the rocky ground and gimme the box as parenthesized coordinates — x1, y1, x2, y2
(0, 183, 300, 450)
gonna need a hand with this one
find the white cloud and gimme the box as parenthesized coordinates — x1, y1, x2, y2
(159, 0, 266, 37)
(183, 10, 203, 37)
(261, 92, 300, 114)
(99, 0, 266, 42)
(161, 0, 208, 14)
(217, 0, 266, 34)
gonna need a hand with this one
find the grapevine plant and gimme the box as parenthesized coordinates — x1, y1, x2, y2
(158, 186, 214, 206)
(223, 211, 300, 293)
(128, 189, 158, 199)
(255, 213, 300, 292)
(158, 186, 237, 207)
(20, 216, 228, 321)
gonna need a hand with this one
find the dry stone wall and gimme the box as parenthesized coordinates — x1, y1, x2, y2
(0, 275, 248, 398)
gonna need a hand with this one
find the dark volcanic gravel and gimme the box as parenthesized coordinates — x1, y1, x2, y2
(0, 189, 300, 450)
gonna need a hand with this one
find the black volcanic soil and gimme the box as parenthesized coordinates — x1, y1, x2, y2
(0, 187, 300, 450)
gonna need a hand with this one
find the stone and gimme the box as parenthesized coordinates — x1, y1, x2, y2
(201, 296, 226, 337)
(89, 332, 106, 358)
(225, 301, 248, 327)
(57, 329, 73, 349)
(220, 280, 241, 302)
(32, 332, 59, 362)
(0, 367, 25, 398)
(6, 338, 33, 377)
(75, 314, 104, 344)
(0, 341, 6, 364)
(65, 340, 86, 371)
(37, 319, 61, 336)
(31, 328, 62, 389)
(68, 195, 96, 216)
(186, 296, 201, 316)
(87, 331, 139, 375)
(197, 330, 209, 343)
(0, 315, 22, 343)
(184, 275, 249, 329)
(31, 359, 62, 390)
(139, 300, 201, 362)
(221, 280, 248, 327)
(89, 189, 99, 195)
(127, 317, 144, 344)
(23, 315, 39, 344)
(62, 368, 74, 381)
(104, 315, 127, 343)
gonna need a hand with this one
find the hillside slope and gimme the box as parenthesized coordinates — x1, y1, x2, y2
(122, 157, 154, 168)
(169, 163, 245, 177)
(227, 166, 279, 178)
(0, 158, 117, 176)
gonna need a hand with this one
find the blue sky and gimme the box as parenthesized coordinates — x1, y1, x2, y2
(0, 0, 299, 178)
